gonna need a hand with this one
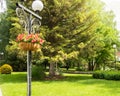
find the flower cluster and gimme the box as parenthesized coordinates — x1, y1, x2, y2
(16, 33, 44, 45)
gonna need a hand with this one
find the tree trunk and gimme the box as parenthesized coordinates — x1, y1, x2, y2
(94, 63, 100, 70)
(49, 62, 55, 77)
(77, 63, 80, 69)
(88, 60, 94, 71)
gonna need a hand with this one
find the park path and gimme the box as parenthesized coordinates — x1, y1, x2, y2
(0, 89, 2, 96)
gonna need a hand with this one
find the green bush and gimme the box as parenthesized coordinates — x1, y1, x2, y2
(32, 65, 46, 80)
(76, 67, 84, 71)
(104, 71, 120, 80)
(93, 71, 120, 80)
(114, 73, 120, 80)
(104, 72, 115, 80)
(93, 71, 105, 79)
(115, 62, 120, 70)
(0, 64, 13, 74)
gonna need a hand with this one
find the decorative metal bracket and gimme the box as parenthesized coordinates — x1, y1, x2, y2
(16, 2, 42, 33)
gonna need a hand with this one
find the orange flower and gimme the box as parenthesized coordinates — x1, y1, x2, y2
(16, 34, 25, 42)
(16, 33, 44, 45)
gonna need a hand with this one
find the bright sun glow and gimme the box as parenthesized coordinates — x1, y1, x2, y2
(101, 0, 120, 30)
(0, 0, 7, 13)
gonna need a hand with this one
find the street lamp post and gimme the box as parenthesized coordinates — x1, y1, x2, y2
(16, 0, 43, 96)
(113, 44, 117, 69)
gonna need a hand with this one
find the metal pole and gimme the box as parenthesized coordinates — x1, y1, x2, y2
(27, 14, 32, 96)
(27, 51, 32, 96)
(16, 2, 43, 96)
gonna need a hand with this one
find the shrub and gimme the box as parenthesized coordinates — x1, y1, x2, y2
(0, 64, 13, 74)
(93, 71, 105, 79)
(32, 65, 46, 80)
(104, 71, 115, 80)
(104, 71, 120, 80)
(115, 62, 120, 70)
(93, 71, 120, 80)
(76, 67, 84, 71)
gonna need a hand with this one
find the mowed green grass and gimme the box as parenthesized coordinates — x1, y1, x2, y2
(0, 72, 120, 96)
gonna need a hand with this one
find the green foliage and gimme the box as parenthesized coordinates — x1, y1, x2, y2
(0, 13, 10, 55)
(114, 62, 120, 70)
(0, 60, 6, 66)
(0, 0, 20, 61)
(92, 71, 105, 79)
(41, 0, 105, 74)
(104, 71, 120, 80)
(3, 0, 119, 74)
(76, 67, 85, 71)
(5, 41, 27, 71)
(93, 71, 120, 80)
(0, 64, 13, 74)
(32, 65, 46, 80)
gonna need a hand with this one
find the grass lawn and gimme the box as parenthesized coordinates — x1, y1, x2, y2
(0, 72, 120, 96)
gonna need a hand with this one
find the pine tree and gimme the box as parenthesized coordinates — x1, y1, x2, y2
(40, 0, 102, 76)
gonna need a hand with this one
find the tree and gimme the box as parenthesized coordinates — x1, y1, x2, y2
(4, 0, 120, 75)
(0, 0, 26, 70)
(4, 0, 44, 71)
(0, 8, 10, 60)
(40, 0, 107, 76)
(76, 0, 119, 71)
(93, 3, 119, 70)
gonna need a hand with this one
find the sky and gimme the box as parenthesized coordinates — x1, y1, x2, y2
(0, 0, 7, 13)
(101, 0, 120, 31)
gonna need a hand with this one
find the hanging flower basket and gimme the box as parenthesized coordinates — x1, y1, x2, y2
(19, 42, 40, 51)
(16, 33, 44, 51)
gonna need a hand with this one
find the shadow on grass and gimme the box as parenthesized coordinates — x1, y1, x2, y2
(0, 73, 93, 84)
(43, 74, 120, 90)
(1, 72, 120, 90)
(64, 75, 92, 81)
(65, 74, 120, 90)
(43, 74, 93, 83)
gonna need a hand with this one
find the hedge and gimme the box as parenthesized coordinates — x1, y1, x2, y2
(93, 71, 120, 80)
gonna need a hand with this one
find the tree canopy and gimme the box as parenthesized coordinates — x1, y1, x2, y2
(0, 0, 119, 76)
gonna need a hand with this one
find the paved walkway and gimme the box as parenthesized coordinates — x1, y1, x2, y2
(65, 71, 93, 74)
(0, 89, 2, 96)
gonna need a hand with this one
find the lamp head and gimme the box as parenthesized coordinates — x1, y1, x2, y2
(32, 0, 44, 11)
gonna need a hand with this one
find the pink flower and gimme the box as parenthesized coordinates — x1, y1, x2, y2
(32, 39, 37, 43)
(16, 33, 44, 45)
(40, 39, 44, 44)
(16, 34, 25, 42)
